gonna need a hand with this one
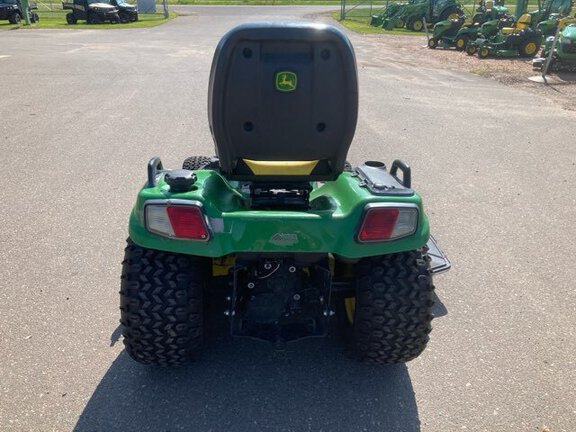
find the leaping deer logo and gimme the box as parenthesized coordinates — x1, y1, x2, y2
(275, 71, 298, 92)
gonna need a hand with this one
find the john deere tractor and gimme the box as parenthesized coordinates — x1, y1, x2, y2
(380, 0, 464, 31)
(119, 22, 451, 367)
(533, 23, 576, 70)
(428, 0, 514, 50)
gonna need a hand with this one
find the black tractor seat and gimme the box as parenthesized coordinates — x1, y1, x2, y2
(208, 22, 359, 182)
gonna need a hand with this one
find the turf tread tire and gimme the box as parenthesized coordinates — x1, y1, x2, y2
(120, 240, 209, 366)
(182, 155, 212, 170)
(349, 250, 434, 364)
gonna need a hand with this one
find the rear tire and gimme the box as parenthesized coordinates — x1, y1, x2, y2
(182, 155, 213, 170)
(408, 18, 424, 32)
(340, 250, 434, 364)
(439, 7, 463, 21)
(478, 46, 490, 59)
(120, 240, 209, 366)
(519, 39, 540, 58)
(9, 12, 21, 24)
(66, 12, 77, 24)
(454, 35, 468, 51)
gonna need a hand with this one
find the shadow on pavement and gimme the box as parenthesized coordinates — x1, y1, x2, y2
(75, 326, 421, 432)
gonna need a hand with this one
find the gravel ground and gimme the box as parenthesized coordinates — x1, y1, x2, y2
(365, 34, 576, 112)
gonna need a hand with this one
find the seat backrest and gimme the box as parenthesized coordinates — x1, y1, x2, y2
(208, 22, 359, 182)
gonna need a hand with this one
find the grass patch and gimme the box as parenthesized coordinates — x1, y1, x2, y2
(165, 0, 341, 3)
(0, 10, 176, 29)
(332, 11, 423, 36)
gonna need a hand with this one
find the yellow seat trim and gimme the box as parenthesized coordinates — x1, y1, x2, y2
(243, 159, 319, 175)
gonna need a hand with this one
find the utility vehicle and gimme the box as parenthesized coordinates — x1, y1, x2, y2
(119, 22, 451, 367)
(110, 0, 137, 23)
(63, 0, 120, 24)
(0, 0, 38, 24)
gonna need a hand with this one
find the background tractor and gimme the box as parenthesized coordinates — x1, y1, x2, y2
(533, 23, 576, 70)
(375, 0, 464, 31)
(428, 0, 514, 50)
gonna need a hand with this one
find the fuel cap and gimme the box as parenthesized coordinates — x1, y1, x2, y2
(164, 169, 197, 193)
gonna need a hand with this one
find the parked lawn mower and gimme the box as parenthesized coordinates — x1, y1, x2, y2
(63, 0, 120, 24)
(533, 23, 576, 70)
(119, 22, 451, 367)
(537, 12, 576, 37)
(428, 0, 514, 50)
(466, 15, 542, 57)
(0, 0, 38, 24)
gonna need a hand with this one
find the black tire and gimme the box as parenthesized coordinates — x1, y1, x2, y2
(518, 39, 540, 58)
(66, 12, 77, 24)
(182, 155, 213, 170)
(132, 12, 138, 22)
(87, 13, 99, 24)
(408, 18, 424, 32)
(119, 11, 128, 23)
(9, 12, 21, 24)
(111, 14, 120, 24)
(428, 38, 438, 49)
(478, 46, 490, 59)
(439, 6, 463, 21)
(340, 250, 434, 364)
(466, 44, 478, 55)
(120, 240, 209, 366)
(454, 35, 468, 51)
(33, 13, 39, 23)
(395, 19, 404, 29)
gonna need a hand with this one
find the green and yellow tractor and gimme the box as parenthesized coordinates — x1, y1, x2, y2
(119, 22, 451, 367)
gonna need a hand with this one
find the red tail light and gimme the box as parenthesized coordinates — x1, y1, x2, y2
(145, 201, 210, 241)
(357, 205, 418, 242)
(166, 206, 209, 240)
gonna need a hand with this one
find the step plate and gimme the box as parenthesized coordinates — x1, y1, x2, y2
(427, 235, 451, 275)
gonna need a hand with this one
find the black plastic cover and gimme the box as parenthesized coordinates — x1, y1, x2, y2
(164, 169, 197, 193)
(208, 22, 359, 181)
(355, 161, 414, 196)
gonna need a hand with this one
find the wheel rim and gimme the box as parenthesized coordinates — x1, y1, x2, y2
(456, 38, 465, 49)
(480, 48, 489, 58)
(413, 20, 423, 31)
(525, 42, 537, 56)
(344, 297, 355, 324)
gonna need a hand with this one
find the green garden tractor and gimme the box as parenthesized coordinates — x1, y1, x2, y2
(465, 0, 574, 57)
(428, 0, 514, 50)
(380, 0, 463, 31)
(533, 23, 576, 70)
(119, 22, 451, 367)
(466, 14, 542, 57)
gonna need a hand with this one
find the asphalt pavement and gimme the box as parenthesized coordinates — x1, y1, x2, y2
(1, 6, 575, 432)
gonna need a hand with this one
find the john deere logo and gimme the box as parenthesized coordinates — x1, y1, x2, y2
(275, 71, 297, 92)
(270, 233, 298, 246)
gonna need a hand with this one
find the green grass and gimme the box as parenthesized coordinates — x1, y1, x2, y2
(0, 10, 176, 29)
(164, 0, 340, 3)
(332, 11, 423, 36)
